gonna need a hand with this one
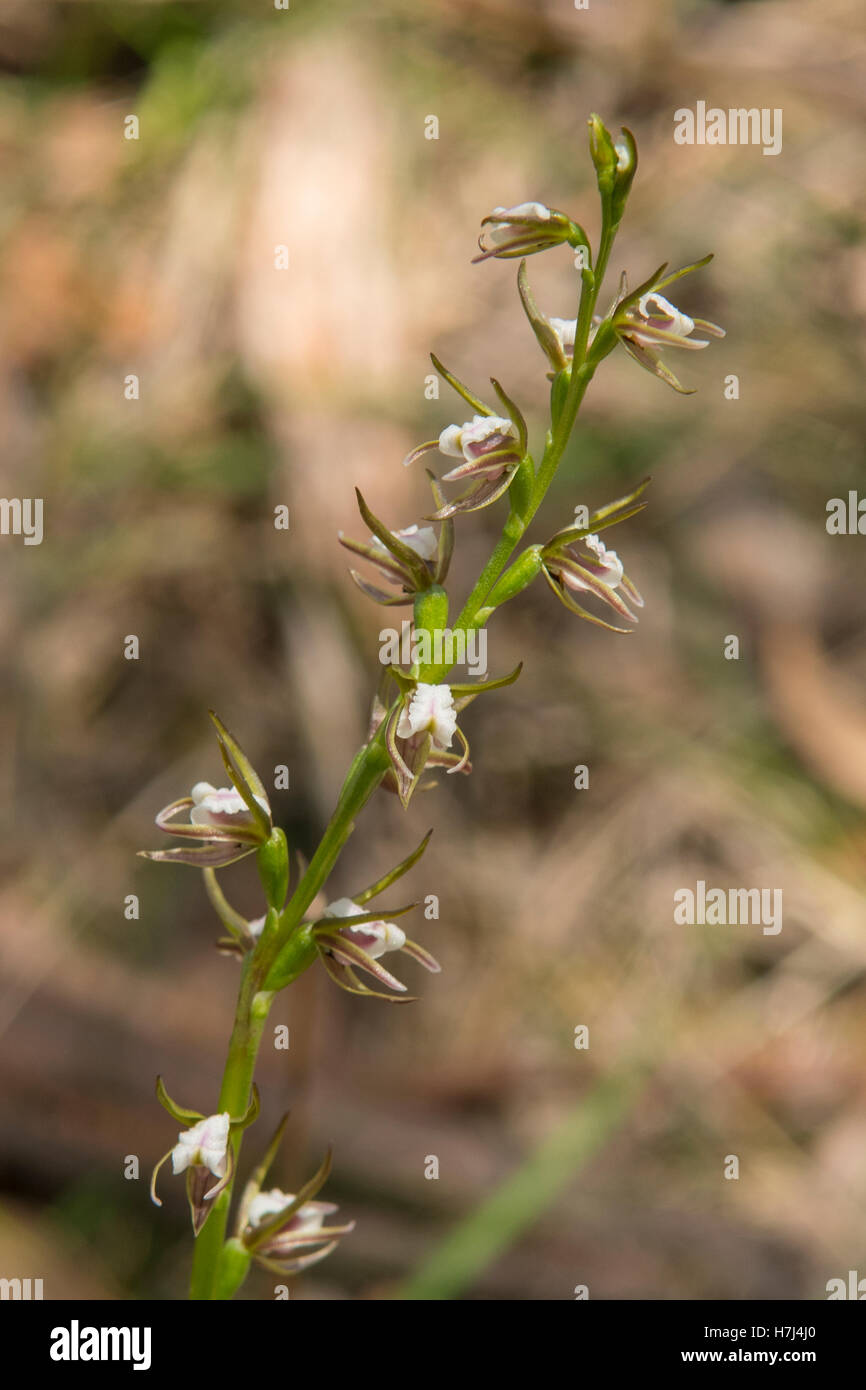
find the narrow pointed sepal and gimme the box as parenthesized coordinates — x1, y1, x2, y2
(353, 829, 433, 905)
(208, 712, 272, 839)
(155, 1076, 205, 1127)
(429, 353, 494, 417)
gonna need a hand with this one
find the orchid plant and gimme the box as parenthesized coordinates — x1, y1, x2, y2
(140, 116, 723, 1300)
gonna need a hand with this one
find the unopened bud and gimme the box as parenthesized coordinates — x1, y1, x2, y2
(257, 828, 290, 912)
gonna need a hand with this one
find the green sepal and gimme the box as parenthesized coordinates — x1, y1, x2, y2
(354, 489, 431, 591)
(386, 665, 417, 695)
(230, 1083, 261, 1132)
(548, 477, 651, 546)
(252, 906, 281, 956)
(353, 829, 433, 905)
(613, 262, 668, 317)
(517, 260, 567, 371)
(264, 924, 319, 991)
(234, 1112, 291, 1239)
(430, 352, 493, 417)
(249, 1114, 289, 1196)
(654, 253, 713, 293)
(155, 1076, 205, 1127)
(208, 711, 272, 840)
(450, 662, 523, 703)
(257, 828, 290, 912)
(211, 1238, 252, 1301)
(244, 1148, 334, 1254)
(507, 455, 534, 523)
(312, 901, 418, 932)
(490, 378, 528, 455)
(203, 868, 253, 944)
(485, 546, 543, 609)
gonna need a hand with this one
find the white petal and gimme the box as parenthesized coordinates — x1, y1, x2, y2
(438, 424, 464, 457)
(248, 1188, 296, 1228)
(549, 316, 577, 353)
(323, 897, 363, 919)
(393, 525, 438, 560)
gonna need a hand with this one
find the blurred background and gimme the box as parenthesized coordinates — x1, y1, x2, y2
(0, 0, 865, 1301)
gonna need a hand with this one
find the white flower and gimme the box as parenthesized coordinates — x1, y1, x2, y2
(396, 682, 457, 748)
(247, 915, 266, 940)
(562, 533, 624, 593)
(246, 1188, 336, 1233)
(438, 414, 518, 463)
(485, 200, 551, 245)
(189, 782, 269, 829)
(635, 292, 698, 342)
(549, 316, 577, 357)
(323, 897, 407, 957)
(171, 1113, 230, 1178)
(371, 524, 438, 561)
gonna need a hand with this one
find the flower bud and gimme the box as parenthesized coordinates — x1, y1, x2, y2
(212, 1238, 252, 1300)
(588, 114, 637, 226)
(484, 546, 544, 610)
(263, 923, 319, 992)
(257, 828, 290, 912)
(413, 584, 450, 659)
(474, 201, 588, 263)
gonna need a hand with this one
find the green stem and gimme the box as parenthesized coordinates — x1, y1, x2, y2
(188, 962, 273, 1299)
(189, 733, 393, 1299)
